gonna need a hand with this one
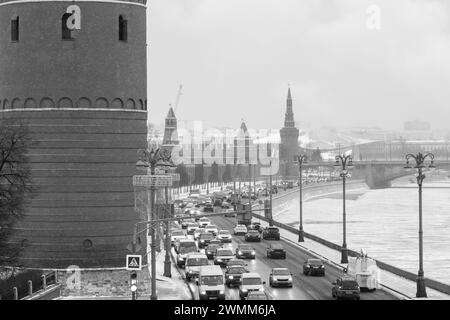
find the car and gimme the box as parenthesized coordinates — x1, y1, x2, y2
(181, 218, 196, 229)
(198, 232, 215, 249)
(198, 217, 211, 228)
(246, 291, 270, 300)
(225, 265, 248, 287)
(217, 230, 232, 243)
(205, 243, 222, 259)
(303, 258, 325, 276)
(266, 243, 286, 259)
(170, 230, 186, 246)
(203, 203, 214, 212)
(236, 244, 256, 259)
(185, 253, 209, 282)
(221, 202, 231, 209)
(189, 189, 201, 196)
(226, 258, 247, 268)
(233, 224, 247, 235)
(214, 248, 235, 267)
(209, 239, 222, 246)
(269, 268, 293, 287)
(186, 222, 199, 235)
(205, 224, 219, 236)
(248, 222, 262, 233)
(176, 240, 198, 267)
(238, 273, 266, 300)
(262, 226, 280, 240)
(331, 275, 361, 300)
(213, 199, 222, 207)
(224, 209, 236, 217)
(193, 228, 205, 240)
(189, 209, 202, 221)
(245, 230, 261, 242)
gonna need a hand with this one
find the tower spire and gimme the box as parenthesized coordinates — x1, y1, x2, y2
(284, 87, 295, 128)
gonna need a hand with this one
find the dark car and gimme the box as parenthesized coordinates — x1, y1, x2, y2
(331, 276, 360, 300)
(225, 265, 248, 287)
(205, 243, 221, 260)
(213, 199, 222, 207)
(249, 222, 262, 232)
(236, 244, 256, 259)
(303, 258, 325, 276)
(266, 243, 286, 259)
(203, 203, 214, 212)
(262, 227, 280, 240)
(245, 230, 262, 242)
(221, 202, 231, 209)
(214, 248, 235, 267)
(198, 232, 215, 249)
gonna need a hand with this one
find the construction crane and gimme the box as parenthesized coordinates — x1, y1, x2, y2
(172, 84, 183, 113)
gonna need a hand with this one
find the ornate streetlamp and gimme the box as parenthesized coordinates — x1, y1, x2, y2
(135, 146, 175, 300)
(334, 154, 353, 264)
(404, 152, 435, 298)
(294, 154, 307, 242)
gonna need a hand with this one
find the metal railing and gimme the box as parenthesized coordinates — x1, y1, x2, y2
(0, 271, 58, 300)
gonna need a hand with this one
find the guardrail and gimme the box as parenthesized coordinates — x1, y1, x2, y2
(0, 271, 59, 300)
(251, 212, 450, 296)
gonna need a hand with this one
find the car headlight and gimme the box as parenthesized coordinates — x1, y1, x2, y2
(320, 265, 324, 268)
(219, 290, 225, 294)
(238, 251, 243, 255)
(306, 264, 311, 268)
(242, 288, 248, 292)
(228, 276, 233, 279)
(217, 258, 222, 261)
(259, 287, 264, 291)
(251, 251, 255, 255)
(178, 257, 184, 260)
(288, 276, 292, 281)
(200, 240, 205, 242)
(200, 290, 206, 295)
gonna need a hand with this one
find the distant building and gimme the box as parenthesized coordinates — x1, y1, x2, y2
(404, 120, 431, 131)
(279, 88, 299, 177)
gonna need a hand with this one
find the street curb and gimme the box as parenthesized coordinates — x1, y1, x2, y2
(169, 249, 195, 300)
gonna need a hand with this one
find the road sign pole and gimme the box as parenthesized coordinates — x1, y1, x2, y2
(150, 185, 157, 300)
(163, 185, 172, 278)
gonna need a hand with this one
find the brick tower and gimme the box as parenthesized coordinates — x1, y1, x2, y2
(279, 88, 299, 178)
(0, 0, 148, 267)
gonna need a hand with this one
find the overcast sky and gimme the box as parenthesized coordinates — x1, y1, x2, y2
(147, 0, 450, 131)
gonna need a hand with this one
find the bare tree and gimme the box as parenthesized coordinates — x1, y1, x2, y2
(0, 119, 34, 265)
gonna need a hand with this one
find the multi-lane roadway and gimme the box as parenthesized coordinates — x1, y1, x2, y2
(174, 208, 397, 300)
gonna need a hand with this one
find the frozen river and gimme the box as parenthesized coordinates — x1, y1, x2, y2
(272, 172, 450, 285)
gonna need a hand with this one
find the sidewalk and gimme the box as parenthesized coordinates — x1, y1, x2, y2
(251, 215, 450, 300)
(146, 219, 192, 300)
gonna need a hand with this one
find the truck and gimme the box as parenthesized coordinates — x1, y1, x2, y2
(235, 204, 252, 226)
(345, 250, 380, 291)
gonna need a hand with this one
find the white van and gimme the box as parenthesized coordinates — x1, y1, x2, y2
(197, 265, 226, 300)
(185, 253, 209, 282)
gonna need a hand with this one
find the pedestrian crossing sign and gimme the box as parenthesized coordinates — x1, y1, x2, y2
(126, 255, 142, 270)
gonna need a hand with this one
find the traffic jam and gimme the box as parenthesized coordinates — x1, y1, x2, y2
(168, 184, 384, 300)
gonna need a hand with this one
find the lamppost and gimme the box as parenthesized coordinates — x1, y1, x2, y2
(334, 154, 353, 264)
(294, 154, 307, 242)
(136, 147, 175, 300)
(404, 152, 435, 298)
